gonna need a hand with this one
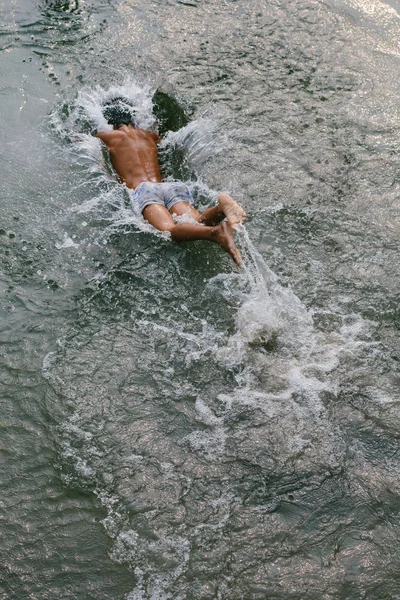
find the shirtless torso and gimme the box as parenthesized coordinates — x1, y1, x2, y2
(96, 125, 162, 189)
(96, 123, 246, 267)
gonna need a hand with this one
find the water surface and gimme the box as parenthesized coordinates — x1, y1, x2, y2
(1, 0, 400, 598)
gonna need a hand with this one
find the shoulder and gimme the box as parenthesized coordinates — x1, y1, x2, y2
(96, 129, 126, 144)
(147, 130, 162, 144)
(130, 128, 161, 145)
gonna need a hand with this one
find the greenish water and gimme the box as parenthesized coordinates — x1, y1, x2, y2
(1, 1, 400, 598)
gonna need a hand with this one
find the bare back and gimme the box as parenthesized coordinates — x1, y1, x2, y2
(96, 125, 162, 189)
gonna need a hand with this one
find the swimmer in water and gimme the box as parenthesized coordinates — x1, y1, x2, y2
(95, 97, 246, 267)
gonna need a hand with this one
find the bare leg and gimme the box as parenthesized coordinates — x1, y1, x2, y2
(170, 198, 246, 228)
(142, 204, 176, 230)
(198, 204, 225, 226)
(217, 193, 246, 228)
(170, 202, 228, 227)
(170, 221, 242, 267)
(142, 204, 243, 267)
(170, 201, 202, 220)
(191, 193, 246, 227)
(166, 199, 225, 226)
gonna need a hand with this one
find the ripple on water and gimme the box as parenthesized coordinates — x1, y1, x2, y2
(2, 0, 400, 596)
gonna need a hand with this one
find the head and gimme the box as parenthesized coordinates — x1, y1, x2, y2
(103, 97, 136, 129)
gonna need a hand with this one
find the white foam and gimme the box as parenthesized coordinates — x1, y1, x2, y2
(173, 230, 380, 469)
(63, 80, 156, 134)
(55, 232, 80, 249)
(41, 351, 58, 378)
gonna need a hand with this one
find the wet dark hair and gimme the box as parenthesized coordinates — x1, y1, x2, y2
(103, 97, 136, 128)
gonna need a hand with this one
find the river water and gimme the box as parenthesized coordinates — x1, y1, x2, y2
(1, 0, 400, 598)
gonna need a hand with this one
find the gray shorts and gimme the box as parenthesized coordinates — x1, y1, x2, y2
(130, 182, 195, 214)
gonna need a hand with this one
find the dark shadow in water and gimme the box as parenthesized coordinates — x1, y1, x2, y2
(39, 0, 80, 13)
(152, 91, 193, 181)
(152, 90, 189, 137)
(158, 143, 191, 182)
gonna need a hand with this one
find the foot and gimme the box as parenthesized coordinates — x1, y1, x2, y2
(212, 222, 243, 267)
(218, 193, 246, 229)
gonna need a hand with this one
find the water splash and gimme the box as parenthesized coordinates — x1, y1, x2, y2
(50, 80, 225, 239)
(45, 80, 385, 600)
(48, 218, 378, 598)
